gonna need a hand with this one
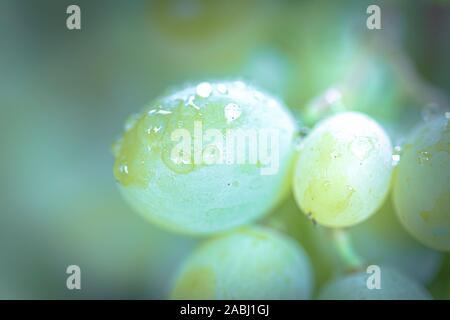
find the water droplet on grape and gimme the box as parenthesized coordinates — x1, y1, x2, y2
(216, 83, 228, 94)
(417, 150, 432, 165)
(350, 136, 375, 160)
(234, 81, 246, 90)
(187, 95, 200, 110)
(224, 103, 242, 122)
(119, 163, 129, 175)
(161, 147, 195, 174)
(196, 82, 212, 98)
(391, 145, 402, 166)
(324, 87, 342, 104)
(391, 154, 401, 166)
(267, 99, 278, 108)
(156, 109, 172, 115)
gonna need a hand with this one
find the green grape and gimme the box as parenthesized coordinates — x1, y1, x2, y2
(293, 112, 393, 227)
(318, 267, 431, 300)
(393, 115, 450, 252)
(350, 197, 442, 284)
(113, 81, 297, 234)
(262, 195, 341, 290)
(264, 195, 442, 290)
(170, 226, 313, 299)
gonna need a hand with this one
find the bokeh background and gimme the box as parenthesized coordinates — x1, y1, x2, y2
(0, 0, 449, 299)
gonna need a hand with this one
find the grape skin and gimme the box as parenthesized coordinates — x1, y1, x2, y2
(264, 195, 443, 287)
(293, 112, 393, 227)
(350, 197, 442, 284)
(393, 116, 450, 252)
(113, 81, 297, 235)
(318, 267, 431, 300)
(170, 227, 313, 299)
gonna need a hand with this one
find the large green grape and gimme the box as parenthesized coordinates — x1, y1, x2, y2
(113, 81, 297, 234)
(393, 115, 450, 251)
(318, 267, 431, 300)
(170, 227, 313, 299)
(293, 112, 393, 227)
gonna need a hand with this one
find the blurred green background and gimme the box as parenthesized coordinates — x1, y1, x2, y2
(0, 0, 449, 299)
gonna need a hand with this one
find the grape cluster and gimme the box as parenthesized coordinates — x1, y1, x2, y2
(113, 80, 449, 299)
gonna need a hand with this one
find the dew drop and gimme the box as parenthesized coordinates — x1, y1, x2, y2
(156, 109, 172, 115)
(196, 82, 212, 98)
(119, 163, 129, 175)
(324, 87, 342, 104)
(391, 154, 401, 166)
(234, 81, 246, 90)
(161, 146, 194, 174)
(392, 145, 402, 166)
(267, 98, 279, 108)
(417, 150, 432, 165)
(216, 83, 228, 94)
(224, 103, 242, 122)
(350, 136, 375, 160)
(186, 95, 200, 110)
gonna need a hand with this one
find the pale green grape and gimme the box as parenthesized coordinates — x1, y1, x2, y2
(262, 195, 341, 290)
(318, 267, 431, 300)
(113, 81, 297, 234)
(293, 112, 393, 227)
(393, 115, 450, 252)
(264, 195, 442, 289)
(170, 226, 312, 299)
(350, 197, 442, 284)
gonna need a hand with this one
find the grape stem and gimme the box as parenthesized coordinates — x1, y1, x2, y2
(331, 228, 365, 272)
